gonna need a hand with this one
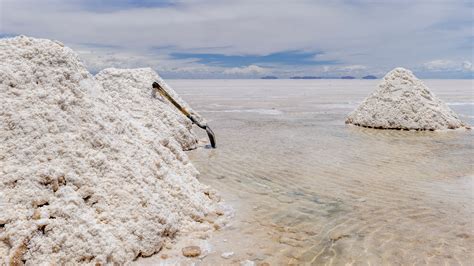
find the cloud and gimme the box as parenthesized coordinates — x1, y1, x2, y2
(462, 61, 473, 72)
(318, 65, 368, 76)
(414, 59, 473, 78)
(0, 0, 472, 78)
(423, 60, 458, 71)
(74, 46, 269, 78)
(423, 59, 456, 70)
(170, 51, 336, 67)
(338, 65, 367, 71)
(223, 65, 267, 75)
(422, 59, 473, 72)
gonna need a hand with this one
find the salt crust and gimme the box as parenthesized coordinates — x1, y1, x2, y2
(346, 67, 467, 130)
(0, 36, 222, 264)
(95, 68, 199, 151)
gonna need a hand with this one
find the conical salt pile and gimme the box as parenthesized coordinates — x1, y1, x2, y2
(346, 67, 467, 130)
(0, 36, 224, 264)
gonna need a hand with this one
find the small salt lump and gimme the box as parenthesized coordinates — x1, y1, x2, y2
(346, 67, 468, 130)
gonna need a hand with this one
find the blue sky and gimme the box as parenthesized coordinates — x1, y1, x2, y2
(170, 51, 337, 67)
(0, 0, 472, 78)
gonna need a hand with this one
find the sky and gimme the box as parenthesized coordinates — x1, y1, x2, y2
(0, 0, 472, 79)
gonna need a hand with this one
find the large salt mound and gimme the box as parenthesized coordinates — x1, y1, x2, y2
(95, 68, 199, 150)
(0, 36, 223, 264)
(346, 67, 467, 130)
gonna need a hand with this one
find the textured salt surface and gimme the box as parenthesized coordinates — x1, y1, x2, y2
(0, 36, 223, 264)
(95, 68, 199, 150)
(346, 68, 467, 130)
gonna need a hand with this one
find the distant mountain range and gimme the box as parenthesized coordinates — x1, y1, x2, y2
(362, 75, 377, 79)
(290, 76, 322, 79)
(261, 75, 378, 79)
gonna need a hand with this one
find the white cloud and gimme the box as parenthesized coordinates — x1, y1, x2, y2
(339, 65, 367, 71)
(223, 65, 267, 75)
(317, 65, 368, 75)
(0, 0, 472, 77)
(462, 61, 473, 72)
(423, 60, 458, 71)
(74, 46, 270, 78)
(422, 59, 473, 72)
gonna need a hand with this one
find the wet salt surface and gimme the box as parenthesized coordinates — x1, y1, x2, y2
(169, 79, 473, 265)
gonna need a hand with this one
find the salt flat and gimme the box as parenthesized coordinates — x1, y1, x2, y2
(162, 79, 473, 265)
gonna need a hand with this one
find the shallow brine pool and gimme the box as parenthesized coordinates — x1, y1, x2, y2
(168, 79, 473, 265)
